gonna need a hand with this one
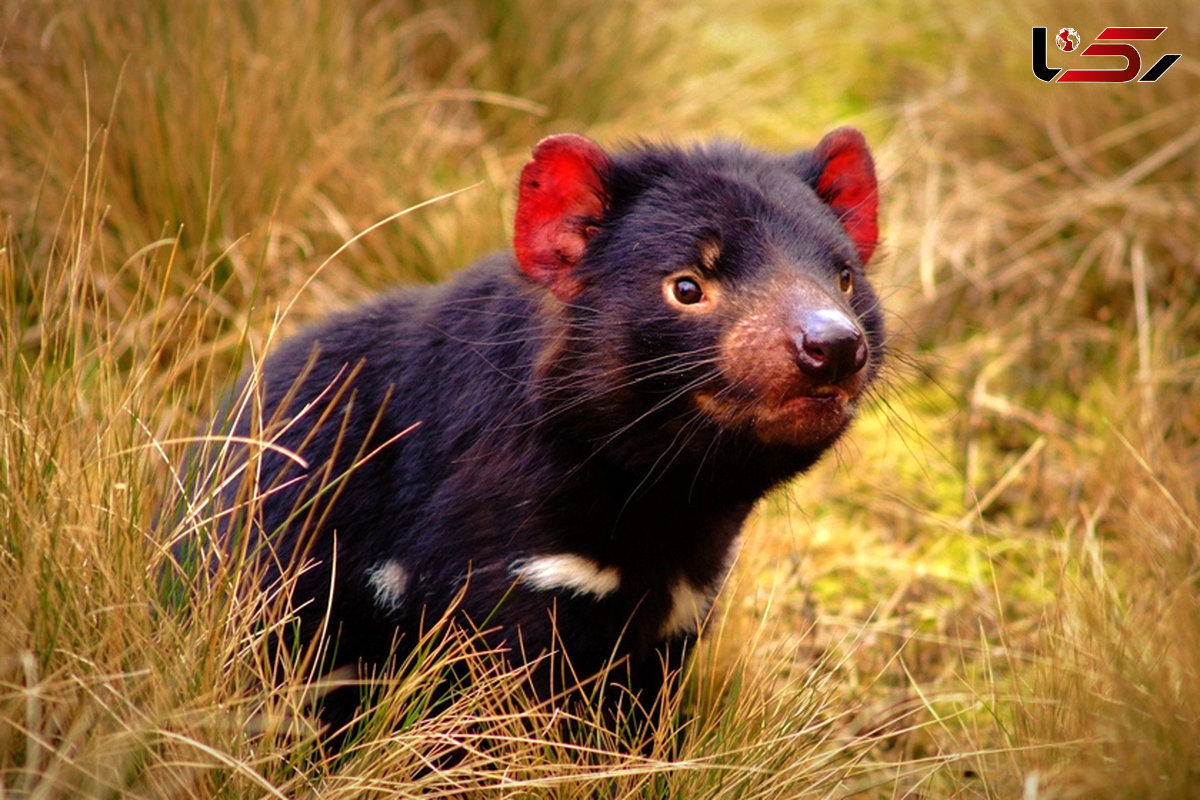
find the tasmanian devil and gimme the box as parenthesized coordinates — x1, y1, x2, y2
(180, 128, 884, 727)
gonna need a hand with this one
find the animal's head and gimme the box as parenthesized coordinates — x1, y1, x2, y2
(514, 130, 883, 466)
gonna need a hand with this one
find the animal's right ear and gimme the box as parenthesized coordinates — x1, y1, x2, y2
(513, 134, 612, 301)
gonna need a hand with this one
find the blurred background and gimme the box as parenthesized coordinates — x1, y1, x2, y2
(1, 0, 1197, 796)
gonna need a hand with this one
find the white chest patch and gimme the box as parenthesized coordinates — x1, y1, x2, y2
(366, 559, 408, 611)
(509, 553, 621, 599)
(659, 579, 715, 638)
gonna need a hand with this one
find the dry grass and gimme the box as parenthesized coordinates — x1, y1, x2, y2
(2, 0, 1199, 796)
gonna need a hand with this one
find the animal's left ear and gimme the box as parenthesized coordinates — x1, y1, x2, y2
(806, 127, 879, 265)
(513, 133, 612, 301)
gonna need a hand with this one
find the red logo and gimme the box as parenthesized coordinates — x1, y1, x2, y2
(1033, 26, 1181, 83)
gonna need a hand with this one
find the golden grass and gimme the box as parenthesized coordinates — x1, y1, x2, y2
(2, 0, 1199, 796)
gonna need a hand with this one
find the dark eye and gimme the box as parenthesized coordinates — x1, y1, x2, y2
(671, 276, 705, 305)
(839, 267, 854, 295)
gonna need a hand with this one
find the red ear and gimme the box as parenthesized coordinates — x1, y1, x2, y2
(811, 127, 879, 265)
(513, 134, 611, 300)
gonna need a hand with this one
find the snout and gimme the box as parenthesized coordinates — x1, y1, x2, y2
(701, 277, 874, 448)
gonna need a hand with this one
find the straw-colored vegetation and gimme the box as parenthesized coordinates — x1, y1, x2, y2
(2, 0, 1197, 796)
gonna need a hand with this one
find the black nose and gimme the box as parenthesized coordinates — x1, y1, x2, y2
(794, 309, 868, 385)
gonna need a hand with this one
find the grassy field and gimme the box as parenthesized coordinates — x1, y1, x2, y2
(2, 0, 1198, 796)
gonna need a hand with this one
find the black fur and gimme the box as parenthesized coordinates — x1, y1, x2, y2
(177, 136, 885, 727)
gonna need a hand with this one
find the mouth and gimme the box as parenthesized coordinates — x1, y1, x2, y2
(780, 385, 846, 407)
(760, 388, 854, 444)
(695, 386, 857, 447)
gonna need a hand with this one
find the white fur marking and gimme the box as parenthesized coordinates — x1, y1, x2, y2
(510, 554, 620, 599)
(366, 559, 408, 611)
(660, 579, 714, 638)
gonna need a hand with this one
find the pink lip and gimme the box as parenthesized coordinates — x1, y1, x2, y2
(752, 391, 853, 446)
(693, 385, 857, 446)
(777, 387, 848, 410)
